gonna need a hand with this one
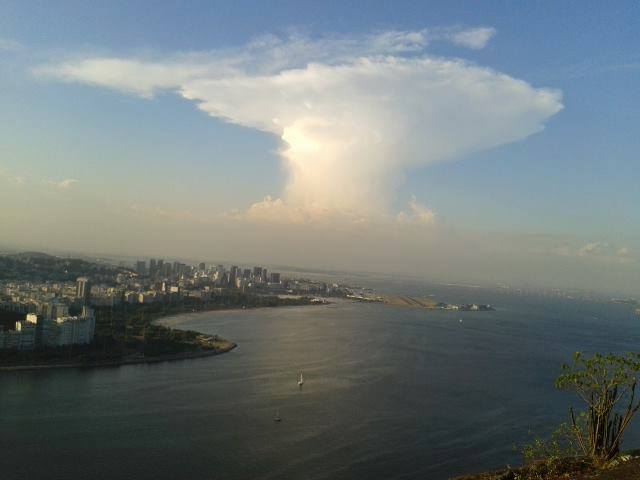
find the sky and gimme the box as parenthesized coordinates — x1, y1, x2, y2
(1, 1, 639, 295)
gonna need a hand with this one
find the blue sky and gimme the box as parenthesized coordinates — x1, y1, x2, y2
(1, 1, 639, 293)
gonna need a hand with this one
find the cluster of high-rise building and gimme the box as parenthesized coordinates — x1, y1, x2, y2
(137, 259, 193, 278)
(1, 261, 287, 316)
(0, 276, 100, 351)
(0, 257, 345, 351)
(1, 281, 77, 315)
(133, 260, 281, 290)
(0, 306, 95, 351)
(209, 263, 280, 289)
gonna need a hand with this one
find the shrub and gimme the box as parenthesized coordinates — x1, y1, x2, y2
(555, 352, 640, 464)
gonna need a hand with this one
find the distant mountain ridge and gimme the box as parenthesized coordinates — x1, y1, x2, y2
(0, 251, 133, 282)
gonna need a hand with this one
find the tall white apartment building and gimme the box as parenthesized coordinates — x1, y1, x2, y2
(0, 308, 96, 350)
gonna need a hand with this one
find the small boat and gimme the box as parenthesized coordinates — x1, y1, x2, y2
(298, 371, 304, 388)
(273, 410, 282, 422)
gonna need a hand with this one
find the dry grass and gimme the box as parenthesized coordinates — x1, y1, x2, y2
(453, 455, 640, 480)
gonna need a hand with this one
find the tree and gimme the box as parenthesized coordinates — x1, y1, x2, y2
(555, 352, 640, 463)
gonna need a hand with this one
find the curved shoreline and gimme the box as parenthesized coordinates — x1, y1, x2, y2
(0, 299, 326, 373)
(1, 303, 239, 373)
(0, 342, 237, 372)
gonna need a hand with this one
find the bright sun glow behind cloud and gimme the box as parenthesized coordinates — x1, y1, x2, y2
(37, 27, 563, 224)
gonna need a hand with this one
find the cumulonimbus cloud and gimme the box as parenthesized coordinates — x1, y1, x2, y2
(37, 27, 563, 223)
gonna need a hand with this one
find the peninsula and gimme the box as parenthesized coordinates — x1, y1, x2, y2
(0, 293, 318, 371)
(346, 291, 495, 311)
(385, 296, 495, 311)
(1, 251, 336, 370)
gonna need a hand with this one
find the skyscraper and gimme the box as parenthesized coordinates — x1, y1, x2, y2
(136, 260, 146, 275)
(229, 266, 238, 287)
(149, 259, 157, 276)
(76, 277, 92, 303)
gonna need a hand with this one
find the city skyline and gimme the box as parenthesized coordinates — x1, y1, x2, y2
(1, 1, 639, 295)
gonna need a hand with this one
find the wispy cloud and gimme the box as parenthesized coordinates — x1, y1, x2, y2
(133, 195, 436, 230)
(35, 26, 499, 98)
(577, 241, 608, 257)
(0, 38, 23, 52)
(224, 196, 329, 225)
(224, 196, 377, 226)
(0, 168, 27, 187)
(129, 203, 211, 224)
(449, 27, 496, 50)
(537, 241, 637, 265)
(615, 247, 636, 264)
(11, 175, 25, 186)
(396, 196, 437, 226)
(45, 178, 78, 190)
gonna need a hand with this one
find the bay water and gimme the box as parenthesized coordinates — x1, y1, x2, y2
(1, 281, 639, 479)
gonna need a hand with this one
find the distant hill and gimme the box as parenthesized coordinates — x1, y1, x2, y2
(13, 251, 57, 259)
(0, 251, 134, 282)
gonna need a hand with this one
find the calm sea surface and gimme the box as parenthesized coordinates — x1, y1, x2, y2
(1, 281, 639, 480)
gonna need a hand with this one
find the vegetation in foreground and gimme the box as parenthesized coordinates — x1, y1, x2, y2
(456, 352, 640, 480)
(455, 455, 640, 480)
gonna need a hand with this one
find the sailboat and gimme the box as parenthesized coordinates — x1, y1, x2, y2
(297, 371, 304, 388)
(273, 410, 282, 422)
